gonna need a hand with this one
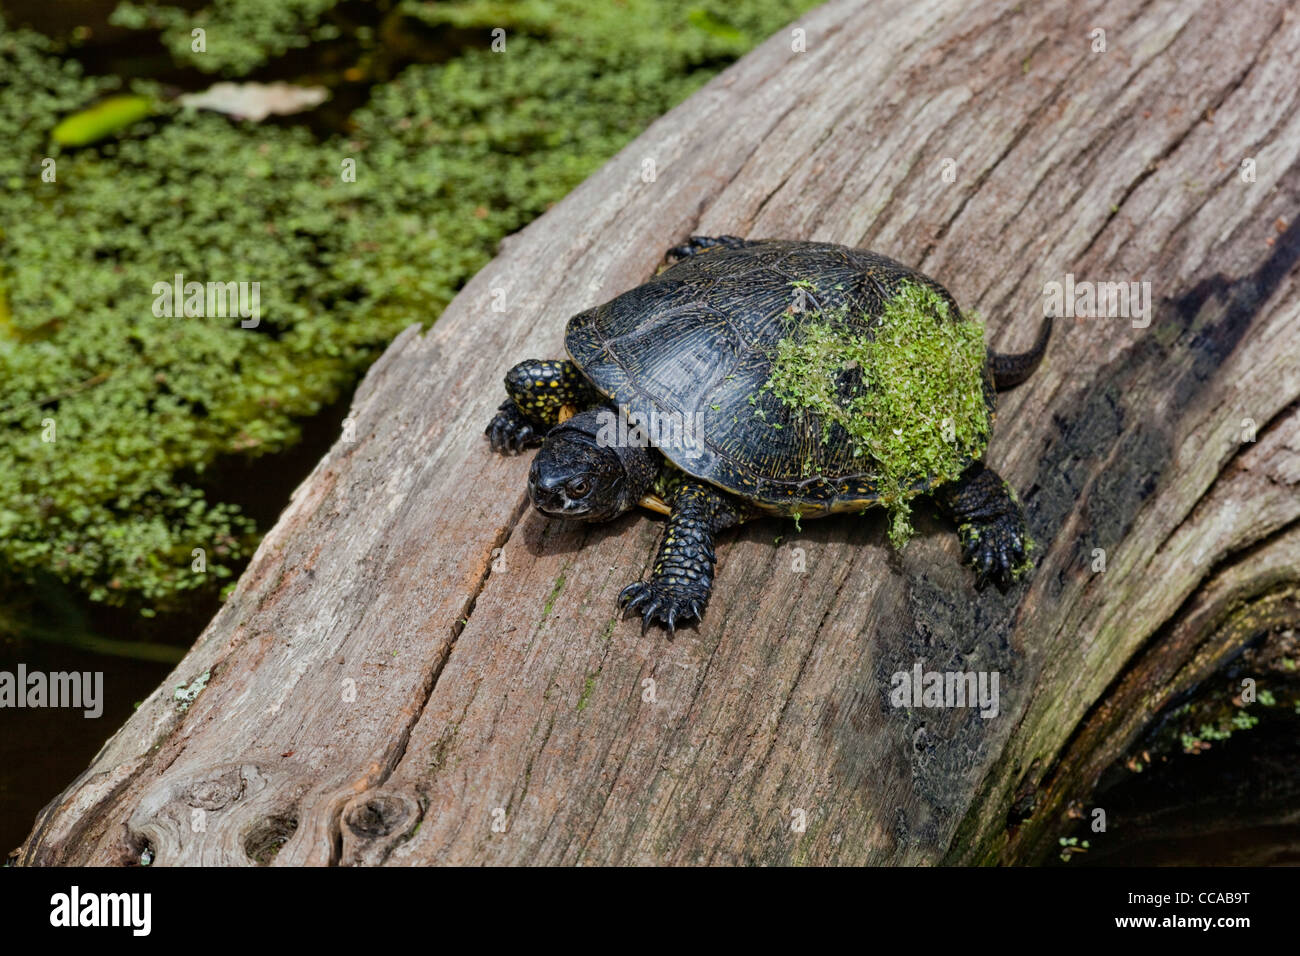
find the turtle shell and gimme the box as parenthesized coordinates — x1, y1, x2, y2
(565, 240, 994, 517)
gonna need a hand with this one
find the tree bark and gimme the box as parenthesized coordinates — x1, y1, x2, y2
(19, 0, 1300, 866)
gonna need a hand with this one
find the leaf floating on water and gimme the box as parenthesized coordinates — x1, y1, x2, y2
(179, 82, 330, 122)
(52, 95, 154, 146)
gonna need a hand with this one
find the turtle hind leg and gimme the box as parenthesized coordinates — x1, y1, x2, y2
(485, 358, 599, 455)
(935, 463, 1033, 593)
(619, 479, 742, 635)
(665, 235, 750, 263)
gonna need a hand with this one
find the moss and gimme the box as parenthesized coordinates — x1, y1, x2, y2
(764, 281, 990, 547)
(540, 573, 566, 621)
(1011, 525, 1036, 580)
(1011, 547, 1035, 580)
(173, 669, 210, 711)
(576, 673, 597, 711)
(0, 0, 819, 611)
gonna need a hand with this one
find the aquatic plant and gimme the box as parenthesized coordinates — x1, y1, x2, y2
(0, 0, 818, 612)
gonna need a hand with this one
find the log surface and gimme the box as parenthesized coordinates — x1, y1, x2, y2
(20, 0, 1300, 866)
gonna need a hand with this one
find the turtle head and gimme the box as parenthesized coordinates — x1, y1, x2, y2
(529, 407, 655, 522)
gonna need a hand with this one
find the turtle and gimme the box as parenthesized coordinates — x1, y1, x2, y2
(485, 236, 1051, 633)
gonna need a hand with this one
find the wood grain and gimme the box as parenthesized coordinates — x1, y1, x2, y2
(19, 0, 1300, 866)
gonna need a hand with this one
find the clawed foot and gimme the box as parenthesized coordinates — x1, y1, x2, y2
(485, 401, 542, 454)
(958, 516, 1030, 593)
(618, 580, 708, 635)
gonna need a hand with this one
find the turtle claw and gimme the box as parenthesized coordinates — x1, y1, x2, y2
(618, 582, 645, 609)
(485, 402, 541, 455)
(642, 602, 662, 635)
(619, 581, 705, 635)
(959, 517, 1027, 595)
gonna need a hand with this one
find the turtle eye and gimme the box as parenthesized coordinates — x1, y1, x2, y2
(567, 477, 592, 498)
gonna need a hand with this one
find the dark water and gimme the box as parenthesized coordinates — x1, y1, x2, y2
(1, 640, 172, 856)
(1047, 634, 1300, 868)
(1075, 715, 1300, 866)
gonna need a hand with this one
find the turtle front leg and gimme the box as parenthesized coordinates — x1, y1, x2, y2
(485, 359, 599, 454)
(935, 463, 1032, 593)
(619, 479, 742, 634)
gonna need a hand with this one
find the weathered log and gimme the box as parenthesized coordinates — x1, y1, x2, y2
(19, 0, 1300, 866)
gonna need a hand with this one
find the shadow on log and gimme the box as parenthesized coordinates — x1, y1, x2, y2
(18, 0, 1300, 865)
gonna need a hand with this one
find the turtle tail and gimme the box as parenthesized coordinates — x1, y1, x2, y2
(988, 316, 1052, 390)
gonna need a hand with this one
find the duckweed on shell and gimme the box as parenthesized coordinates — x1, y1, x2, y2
(764, 281, 991, 547)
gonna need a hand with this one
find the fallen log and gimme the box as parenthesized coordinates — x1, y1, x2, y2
(19, 0, 1300, 865)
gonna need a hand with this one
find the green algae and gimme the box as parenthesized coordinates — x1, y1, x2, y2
(0, 0, 819, 612)
(764, 281, 991, 547)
